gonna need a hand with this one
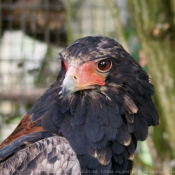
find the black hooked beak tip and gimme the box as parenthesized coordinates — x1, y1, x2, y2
(62, 75, 77, 100)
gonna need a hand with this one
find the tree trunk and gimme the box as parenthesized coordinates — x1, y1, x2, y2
(128, 0, 175, 171)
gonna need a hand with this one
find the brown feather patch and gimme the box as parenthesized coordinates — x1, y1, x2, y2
(0, 114, 45, 150)
(93, 150, 110, 166)
(124, 95, 138, 114)
(123, 134, 132, 146)
(125, 112, 135, 123)
(128, 154, 135, 161)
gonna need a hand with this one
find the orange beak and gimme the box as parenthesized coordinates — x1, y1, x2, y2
(62, 61, 106, 99)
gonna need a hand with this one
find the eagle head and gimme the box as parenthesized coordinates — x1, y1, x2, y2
(60, 36, 152, 102)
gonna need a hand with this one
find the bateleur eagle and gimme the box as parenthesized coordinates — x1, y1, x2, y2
(0, 36, 159, 175)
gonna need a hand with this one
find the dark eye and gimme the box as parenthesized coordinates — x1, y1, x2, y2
(97, 60, 112, 72)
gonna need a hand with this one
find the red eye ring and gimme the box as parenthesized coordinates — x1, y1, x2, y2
(97, 59, 112, 72)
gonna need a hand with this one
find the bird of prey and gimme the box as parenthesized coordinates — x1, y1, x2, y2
(0, 36, 159, 175)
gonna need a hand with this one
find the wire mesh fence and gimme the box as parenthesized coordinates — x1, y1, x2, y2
(0, 0, 67, 140)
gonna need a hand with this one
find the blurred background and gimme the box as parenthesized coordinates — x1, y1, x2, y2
(0, 0, 175, 174)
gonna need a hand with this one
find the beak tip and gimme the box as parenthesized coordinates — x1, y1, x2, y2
(62, 75, 77, 99)
(62, 87, 70, 100)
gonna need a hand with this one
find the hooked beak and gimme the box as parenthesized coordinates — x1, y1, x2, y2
(62, 75, 77, 99)
(62, 63, 106, 99)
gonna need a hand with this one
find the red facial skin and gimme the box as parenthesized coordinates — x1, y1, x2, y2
(63, 60, 107, 91)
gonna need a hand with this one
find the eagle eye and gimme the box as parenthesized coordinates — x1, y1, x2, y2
(97, 59, 112, 72)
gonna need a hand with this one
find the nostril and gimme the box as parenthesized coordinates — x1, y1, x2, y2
(72, 75, 78, 82)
